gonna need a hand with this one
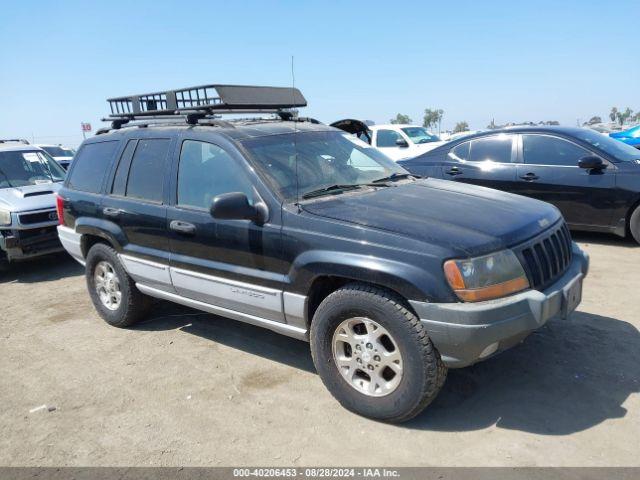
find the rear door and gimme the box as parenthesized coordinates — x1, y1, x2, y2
(102, 136, 175, 292)
(440, 134, 518, 190)
(166, 136, 286, 323)
(514, 133, 616, 228)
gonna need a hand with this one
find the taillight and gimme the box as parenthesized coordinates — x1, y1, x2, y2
(56, 195, 65, 226)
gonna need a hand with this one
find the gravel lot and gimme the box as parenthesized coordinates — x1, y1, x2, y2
(1, 232, 638, 466)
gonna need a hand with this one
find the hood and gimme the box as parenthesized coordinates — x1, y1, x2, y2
(302, 178, 562, 257)
(0, 182, 61, 211)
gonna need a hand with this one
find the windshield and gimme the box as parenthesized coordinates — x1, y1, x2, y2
(401, 127, 441, 144)
(242, 131, 408, 201)
(41, 146, 75, 157)
(0, 150, 66, 188)
(577, 129, 640, 162)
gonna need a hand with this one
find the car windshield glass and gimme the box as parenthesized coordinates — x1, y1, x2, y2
(241, 131, 407, 201)
(577, 129, 640, 162)
(42, 146, 74, 157)
(0, 150, 66, 188)
(401, 127, 440, 144)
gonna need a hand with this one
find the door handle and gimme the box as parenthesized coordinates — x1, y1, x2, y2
(445, 167, 463, 176)
(170, 220, 196, 235)
(519, 173, 539, 181)
(103, 207, 122, 217)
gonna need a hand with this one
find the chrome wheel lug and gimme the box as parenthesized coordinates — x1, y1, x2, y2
(367, 364, 374, 371)
(374, 355, 380, 362)
(366, 343, 373, 350)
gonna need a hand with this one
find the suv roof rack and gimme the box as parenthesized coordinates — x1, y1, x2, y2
(104, 84, 307, 129)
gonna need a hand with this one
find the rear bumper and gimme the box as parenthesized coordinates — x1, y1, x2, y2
(0, 225, 63, 261)
(410, 243, 589, 368)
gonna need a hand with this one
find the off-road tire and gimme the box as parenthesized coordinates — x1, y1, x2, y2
(630, 206, 640, 244)
(310, 282, 447, 423)
(85, 243, 150, 327)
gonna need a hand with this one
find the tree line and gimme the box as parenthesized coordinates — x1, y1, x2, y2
(389, 109, 469, 133)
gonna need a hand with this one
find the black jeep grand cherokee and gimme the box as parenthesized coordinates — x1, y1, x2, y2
(56, 85, 588, 422)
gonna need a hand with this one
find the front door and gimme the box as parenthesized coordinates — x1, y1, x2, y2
(167, 138, 286, 323)
(514, 133, 616, 228)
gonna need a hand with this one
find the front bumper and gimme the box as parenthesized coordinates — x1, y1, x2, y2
(0, 225, 63, 261)
(410, 243, 589, 368)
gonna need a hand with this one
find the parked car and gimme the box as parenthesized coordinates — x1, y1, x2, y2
(331, 120, 445, 161)
(57, 84, 588, 422)
(610, 125, 640, 150)
(0, 142, 67, 270)
(37, 144, 76, 169)
(400, 126, 640, 244)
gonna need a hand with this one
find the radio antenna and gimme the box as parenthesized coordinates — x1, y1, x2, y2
(291, 55, 301, 211)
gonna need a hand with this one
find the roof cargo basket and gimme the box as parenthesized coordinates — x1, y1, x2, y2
(106, 84, 306, 127)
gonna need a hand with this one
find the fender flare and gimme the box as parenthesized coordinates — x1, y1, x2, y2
(287, 250, 450, 303)
(74, 218, 127, 256)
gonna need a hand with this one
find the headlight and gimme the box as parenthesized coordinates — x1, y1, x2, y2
(444, 249, 529, 302)
(0, 209, 11, 226)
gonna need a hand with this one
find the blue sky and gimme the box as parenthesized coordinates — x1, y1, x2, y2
(1, 0, 638, 146)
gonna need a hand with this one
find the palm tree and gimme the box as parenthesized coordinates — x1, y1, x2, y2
(610, 107, 618, 123)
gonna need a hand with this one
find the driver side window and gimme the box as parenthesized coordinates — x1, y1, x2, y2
(177, 140, 254, 210)
(522, 134, 591, 166)
(376, 129, 403, 147)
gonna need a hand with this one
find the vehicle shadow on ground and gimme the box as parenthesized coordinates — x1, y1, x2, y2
(572, 231, 638, 248)
(138, 303, 639, 435)
(136, 301, 316, 373)
(0, 253, 83, 284)
(408, 311, 640, 434)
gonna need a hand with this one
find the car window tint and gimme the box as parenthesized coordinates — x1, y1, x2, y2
(111, 140, 137, 196)
(125, 139, 170, 202)
(376, 129, 402, 147)
(469, 135, 513, 163)
(177, 140, 254, 210)
(522, 134, 590, 166)
(449, 141, 470, 161)
(67, 141, 119, 193)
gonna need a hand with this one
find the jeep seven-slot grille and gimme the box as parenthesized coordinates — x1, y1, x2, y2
(18, 209, 58, 225)
(516, 222, 573, 291)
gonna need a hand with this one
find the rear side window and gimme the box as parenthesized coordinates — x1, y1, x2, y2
(469, 135, 513, 163)
(67, 141, 118, 193)
(376, 129, 403, 147)
(449, 141, 470, 161)
(522, 134, 590, 166)
(123, 139, 171, 202)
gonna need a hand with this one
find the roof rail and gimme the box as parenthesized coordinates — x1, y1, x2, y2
(0, 138, 30, 145)
(104, 84, 306, 128)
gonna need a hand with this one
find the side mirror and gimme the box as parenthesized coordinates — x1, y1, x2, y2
(210, 192, 267, 223)
(395, 138, 409, 148)
(578, 155, 606, 170)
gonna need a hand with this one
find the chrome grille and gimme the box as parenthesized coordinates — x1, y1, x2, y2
(516, 222, 573, 290)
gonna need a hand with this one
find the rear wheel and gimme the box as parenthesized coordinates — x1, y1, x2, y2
(630, 206, 640, 244)
(85, 243, 150, 327)
(310, 283, 447, 423)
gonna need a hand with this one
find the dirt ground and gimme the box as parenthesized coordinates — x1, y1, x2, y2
(1, 232, 638, 467)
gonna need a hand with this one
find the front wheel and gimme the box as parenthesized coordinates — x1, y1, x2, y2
(310, 283, 447, 423)
(630, 206, 640, 244)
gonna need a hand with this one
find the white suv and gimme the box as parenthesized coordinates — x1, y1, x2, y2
(0, 141, 66, 270)
(367, 124, 446, 161)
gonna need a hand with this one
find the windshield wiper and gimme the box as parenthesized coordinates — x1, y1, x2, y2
(302, 184, 364, 199)
(372, 172, 421, 183)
